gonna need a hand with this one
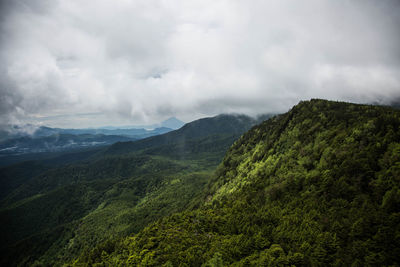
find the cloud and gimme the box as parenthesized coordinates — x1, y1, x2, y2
(1, 0, 400, 127)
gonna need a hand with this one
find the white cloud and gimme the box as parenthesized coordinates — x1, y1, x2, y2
(1, 0, 399, 127)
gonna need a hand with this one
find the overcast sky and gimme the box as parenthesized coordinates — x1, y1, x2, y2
(1, 0, 400, 128)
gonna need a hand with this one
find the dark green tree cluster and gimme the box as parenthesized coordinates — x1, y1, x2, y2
(0, 114, 256, 266)
(72, 100, 400, 266)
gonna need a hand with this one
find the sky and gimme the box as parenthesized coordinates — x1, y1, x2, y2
(1, 0, 400, 128)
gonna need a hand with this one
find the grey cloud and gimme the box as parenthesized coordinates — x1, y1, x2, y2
(0, 0, 400, 128)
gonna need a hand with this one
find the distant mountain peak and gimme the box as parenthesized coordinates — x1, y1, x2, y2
(160, 117, 185, 129)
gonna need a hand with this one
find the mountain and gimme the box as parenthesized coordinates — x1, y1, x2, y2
(0, 126, 174, 160)
(160, 117, 185, 129)
(70, 99, 400, 266)
(34, 126, 173, 138)
(106, 114, 258, 156)
(97, 117, 185, 130)
(0, 122, 175, 143)
(0, 113, 265, 266)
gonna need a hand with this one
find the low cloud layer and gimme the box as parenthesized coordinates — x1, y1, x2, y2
(1, 0, 400, 127)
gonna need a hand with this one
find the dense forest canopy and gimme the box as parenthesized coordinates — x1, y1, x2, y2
(71, 99, 400, 266)
(0, 114, 260, 266)
(0, 99, 399, 266)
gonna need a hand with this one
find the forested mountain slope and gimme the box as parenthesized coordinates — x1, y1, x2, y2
(0, 114, 260, 266)
(105, 114, 258, 155)
(75, 99, 400, 266)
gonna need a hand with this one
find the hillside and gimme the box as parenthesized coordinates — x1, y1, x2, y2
(73, 100, 400, 266)
(0, 114, 260, 266)
(106, 114, 257, 155)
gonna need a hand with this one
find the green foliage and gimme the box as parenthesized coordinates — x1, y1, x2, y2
(3, 100, 400, 266)
(71, 100, 400, 266)
(0, 114, 255, 266)
(203, 252, 224, 267)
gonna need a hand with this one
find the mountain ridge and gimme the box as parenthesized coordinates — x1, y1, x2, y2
(71, 99, 400, 266)
(105, 114, 265, 155)
(0, 116, 183, 142)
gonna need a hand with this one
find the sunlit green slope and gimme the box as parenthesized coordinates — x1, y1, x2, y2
(75, 99, 400, 266)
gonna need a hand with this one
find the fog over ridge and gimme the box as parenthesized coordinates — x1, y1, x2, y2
(1, 0, 399, 128)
